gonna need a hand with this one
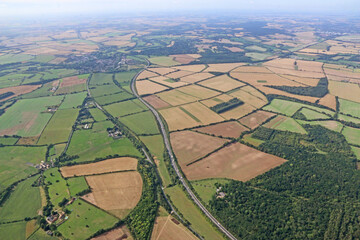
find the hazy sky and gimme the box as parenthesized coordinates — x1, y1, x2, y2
(0, 0, 359, 17)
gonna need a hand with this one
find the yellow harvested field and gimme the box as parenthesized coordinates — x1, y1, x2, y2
(324, 68, 360, 83)
(151, 215, 197, 240)
(204, 63, 246, 72)
(279, 74, 320, 87)
(60, 157, 138, 177)
(159, 107, 200, 130)
(150, 76, 189, 88)
(136, 80, 169, 95)
(171, 130, 228, 166)
(266, 66, 325, 78)
(257, 86, 319, 103)
(177, 84, 220, 99)
(173, 64, 206, 72)
(201, 94, 234, 107)
(220, 103, 256, 120)
(148, 67, 177, 75)
(232, 66, 273, 73)
(92, 225, 133, 240)
(181, 102, 224, 124)
(230, 72, 305, 87)
(198, 75, 245, 92)
(157, 89, 199, 106)
(264, 58, 324, 73)
(239, 110, 276, 129)
(239, 85, 268, 102)
(183, 142, 286, 181)
(180, 72, 214, 83)
(137, 70, 159, 80)
(229, 89, 267, 108)
(318, 94, 337, 110)
(165, 70, 193, 79)
(196, 121, 248, 138)
(83, 172, 142, 213)
(328, 80, 360, 103)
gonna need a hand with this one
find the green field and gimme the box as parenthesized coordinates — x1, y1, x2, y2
(67, 177, 89, 196)
(104, 99, 147, 117)
(37, 108, 79, 145)
(114, 70, 138, 83)
(30, 55, 55, 63)
(58, 199, 118, 240)
(55, 83, 86, 95)
(89, 108, 108, 122)
(263, 99, 334, 117)
(0, 95, 63, 137)
(90, 83, 122, 98)
(140, 134, 171, 186)
(94, 91, 134, 105)
(338, 114, 360, 124)
(67, 121, 141, 162)
(342, 126, 360, 146)
(0, 137, 19, 145)
(0, 54, 34, 65)
(245, 52, 271, 61)
(299, 108, 331, 120)
(339, 98, 360, 118)
(165, 185, 224, 240)
(0, 73, 32, 88)
(42, 69, 77, 80)
(59, 92, 87, 109)
(44, 168, 70, 207)
(21, 73, 43, 85)
(21, 82, 54, 99)
(119, 111, 160, 135)
(351, 146, 360, 160)
(192, 178, 232, 204)
(148, 56, 179, 66)
(266, 116, 307, 134)
(0, 221, 26, 240)
(0, 146, 46, 191)
(90, 73, 114, 85)
(0, 176, 41, 222)
(242, 133, 265, 147)
(28, 228, 58, 240)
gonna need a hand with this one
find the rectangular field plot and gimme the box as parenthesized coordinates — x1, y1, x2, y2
(173, 64, 206, 72)
(119, 111, 160, 135)
(183, 142, 286, 181)
(55, 83, 86, 95)
(180, 102, 224, 125)
(151, 215, 197, 240)
(195, 121, 248, 138)
(0, 95, 63, 137)
(90, 83, 122, 98)
(229, 88, 267, 108)
(171, 130, 228, 166)
(58, 199, 118, 240)
(159, 107, 200, 130)
(59, 92, 87, 109)
(66, 121, 141, 162)
(299, 108, 331, 120)
(204, 62, 245, 73)
(177, 84, 220, 99)
(143, 95, 170, 109)
(338, 114, 360, 124)
(37, 108, 79, 145)
(61, 157, 138, 177)
(104, 99, 147, 117)
(90, 73, 114, 85)
(89, 108, 108, 122)
(137, 70, 159, 80)
(156, 89, 199, 106)
(342, 126, 360, 146)
(94, 91, 134, 105)
(180, 72, 214, 83)
(200, 94, 234, 107)
(136, 80, 169, 95)
(67, 177, 89, 196)
(44, 168, 70, 206)
(82, 172, 142, 218)
(264, 115, 307, 134)
(115, 70, 138, 83)
(239, 110, 276, 129)
(339, 98, 360, 118)
(297, 120, 343, 133)
(219, 103, 256, 120)
(0, 146, 46, 190)
(352, 146, 360, 160)
(198, 74, 245, 92)
(0, 222, 26, 240)
(328, 81, 360, 103)
(149, 75, 189, 88)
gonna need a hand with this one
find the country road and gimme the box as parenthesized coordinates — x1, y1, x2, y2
(130, 61, 238, 240)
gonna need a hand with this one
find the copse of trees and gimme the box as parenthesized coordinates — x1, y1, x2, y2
(210, 98, 244, 113)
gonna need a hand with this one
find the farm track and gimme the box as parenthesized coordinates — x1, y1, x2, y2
(86, 70, 203, 239)
(130, 61, 238, 240)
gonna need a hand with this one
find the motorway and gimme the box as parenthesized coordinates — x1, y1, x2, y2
(130, 63, 238, 240)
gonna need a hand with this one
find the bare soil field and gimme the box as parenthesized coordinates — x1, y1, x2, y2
(177, 84, 220, 99)
(198, 75, 245, 92)
(136, 80, 169, 95)
(83, 172, 142, 216)
(204, 63, 245, 72)
(180, 72, 214, 83)
(170, 130, 228, 166)
(137, 70, 159, 80)
(239, 110, 276, 129)
(156, 89, 199, 106)
(0, 85, 40, 101)
(318, 94, 337, 110)
(148, 67, 177, 75)
(151, 215, 197, 240)
(61, 157, 138, 177)
(196, 121, 248, 138)
(143, 95, 170, 109)
(183, 142, 286, 181)
(173, 64, 206, 72)
(219, 103, 256, 120)
(92, 225, 133, 240)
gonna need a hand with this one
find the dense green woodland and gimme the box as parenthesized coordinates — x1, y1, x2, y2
(210, 125, 360, 239)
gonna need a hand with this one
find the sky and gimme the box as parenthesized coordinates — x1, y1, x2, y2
(0, 0, 359, 17)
